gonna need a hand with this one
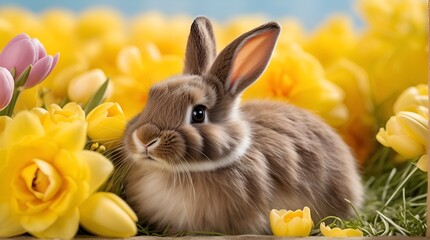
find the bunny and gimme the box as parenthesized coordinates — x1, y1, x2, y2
(122, 16, 363, 235)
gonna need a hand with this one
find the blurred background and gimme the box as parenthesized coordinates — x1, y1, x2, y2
(0, 0, 362, 30)
(0, 0, 426, 165)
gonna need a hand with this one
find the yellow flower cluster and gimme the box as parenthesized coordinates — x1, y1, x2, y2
(353, 0, 427, 119)
(377, 84, 428, 171)
(0, 103, 135, 239)
(270, 207, 363, 237)
(0, 0, 426, 164)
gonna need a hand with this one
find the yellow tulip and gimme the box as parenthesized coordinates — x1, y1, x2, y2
(79, 192, 137, 237)
(86, 102, 126, 148)
(116, 46, 145, 76)
(0, 111, 113, 239)
(51, 64, 87, 98)
(377, 111, 428, 159)
(67, 69, 113, 104)
(320, 223, 363, 237)
(393, 84, 428, 114)
(270, 207, 313, 236)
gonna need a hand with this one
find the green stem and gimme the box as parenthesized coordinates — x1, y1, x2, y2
(0, 87, 22, 117)
(381, 165, 418, 211)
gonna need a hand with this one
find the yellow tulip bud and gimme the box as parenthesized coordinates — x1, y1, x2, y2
(117, 46, 144, 76)
(86, 102, 126, 148)
(67, 69, 113, 104)
(79, 192, 137, 238)
(320, 223, 363, 237)
(376, 111, 427, 159)
(396, 111, 428, 146)
(270, 207, 313, 236)
(51, 64, 87, 98)
(393, 84, 428, 114)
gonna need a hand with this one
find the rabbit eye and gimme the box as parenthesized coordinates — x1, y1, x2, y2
(191, 105, 206, 124)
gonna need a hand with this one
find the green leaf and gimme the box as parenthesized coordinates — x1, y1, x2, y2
(84, 78, 110, 114)
(15, 65, 32, 87)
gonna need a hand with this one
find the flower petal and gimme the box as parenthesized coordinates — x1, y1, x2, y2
(49, 177, 78, 214)
(0, 202, 26, 237)
(31, 38, 47, 60)
(76, 150, 113, 193)
(24, 55, 53, 88)
(388, 135, 424, 158)
(49, 120, 87, 152)
(31, 208, 79, 239)
(0, 36, 36, 76)
(0, 67, 14, 110)
(397, 111, 428, 146)
(20, 210, 58, 233)
(105, 192, 137, 222)
(79, 192, 137, 237)
(49, 53, 60, 73)
(3, 111, 44, 147)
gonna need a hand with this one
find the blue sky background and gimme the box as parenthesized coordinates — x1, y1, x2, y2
(0, 0, 363, 30)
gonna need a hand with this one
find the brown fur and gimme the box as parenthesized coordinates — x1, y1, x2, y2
(122, 17, 363, 235)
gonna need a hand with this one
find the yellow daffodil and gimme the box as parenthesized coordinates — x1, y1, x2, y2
(79, 192, 137, 237)
(304, 15, 357, 67)
(270, 207, 313, 236)
(320, 223, 363, 237)
(0, 111, 113, 239)
(0, 115, 11, 146)
(76, 8, 124, 41)
(243, 43, 348, 127)
(39, 102, 85, 131)
(325, 59, 375, 163)
(130, 13, 191, 56)
(86, 102, 126, 148)
(111, 44, 182, 119)
(67, 69, 113, 104)
(353, 0, 427, 120)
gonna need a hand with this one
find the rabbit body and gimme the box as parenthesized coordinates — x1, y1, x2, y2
(122, 17, 363, 235)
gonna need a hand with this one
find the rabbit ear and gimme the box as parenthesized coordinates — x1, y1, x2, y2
(183, 16, 217, 75)
(209, 22, 280, 96)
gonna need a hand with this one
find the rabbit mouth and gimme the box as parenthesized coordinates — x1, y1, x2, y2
(142, 154, 156, 161)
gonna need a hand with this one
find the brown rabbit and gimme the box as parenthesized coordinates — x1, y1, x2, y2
(122, 16, 363, 235)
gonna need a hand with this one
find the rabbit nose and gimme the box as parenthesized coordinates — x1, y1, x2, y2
(136, 123, 161, 143)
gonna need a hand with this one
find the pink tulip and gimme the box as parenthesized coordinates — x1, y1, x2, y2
(0, 33, 59, 88)
(25, 53, 60, 88)
(31, 38, 47, 60)
(0, 67, 14, 111)
(0, 33, 37, 77)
